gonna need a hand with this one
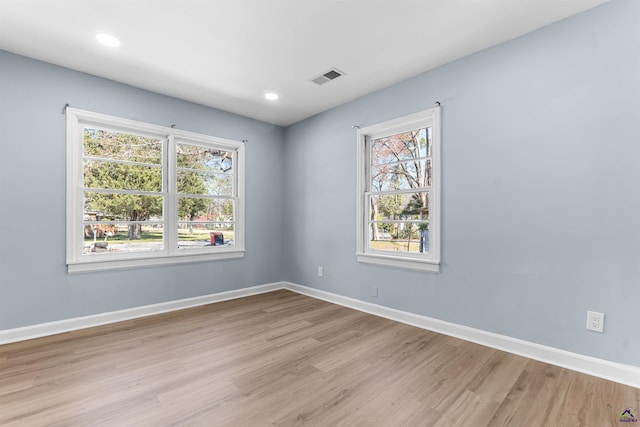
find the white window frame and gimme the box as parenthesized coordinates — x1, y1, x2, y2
(66, 108, 245, 273)
(356, 107, 441, 272)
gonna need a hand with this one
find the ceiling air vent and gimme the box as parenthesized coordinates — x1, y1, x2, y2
(311, 68, 345, 85)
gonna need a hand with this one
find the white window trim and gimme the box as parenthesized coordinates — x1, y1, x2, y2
(66, 108, 245, 273)
(356, 107, 441, 272)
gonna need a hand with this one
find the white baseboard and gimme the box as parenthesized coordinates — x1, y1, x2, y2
(283, 282, 640, 389)
(0, 282, 283, 345)
(2, 280, 638, 389)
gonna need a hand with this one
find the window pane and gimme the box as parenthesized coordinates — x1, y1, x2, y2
(82, 223, 164, 255)
(84, 193, 164, 222)
(371, 128, 429, 165)
(177, 223, 235, 249)
(177, 144, 233, 174)
(371, 159, 431, 191)
(83, 128, 162, 164)
(178, 197, 233, 222)
(177, 170, 233, 196)
(369, 192, 429, 221)
(84, 160, 162, 192)
(368, 221, 430, 254)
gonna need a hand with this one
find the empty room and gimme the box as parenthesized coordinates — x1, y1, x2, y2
(0, 0, 639, 425)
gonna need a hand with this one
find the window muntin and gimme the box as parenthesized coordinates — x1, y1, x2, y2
(67, 108, 244, 272)
(357, 107, 440, 272)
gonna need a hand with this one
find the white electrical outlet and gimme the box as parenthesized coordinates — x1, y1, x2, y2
(317, 266, 323, 278)
(586, 311, 604, 333)
(371, 285, 378, 297)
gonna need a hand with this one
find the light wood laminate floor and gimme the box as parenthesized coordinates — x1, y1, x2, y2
(0, 290, 638, 426)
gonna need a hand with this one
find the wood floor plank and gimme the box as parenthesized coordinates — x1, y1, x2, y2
(0, 289, 637, 426)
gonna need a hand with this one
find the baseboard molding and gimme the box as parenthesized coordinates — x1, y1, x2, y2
(2, 280, 638, 389)
(283, 282, 640, 389)
(0, 282, 283, 345)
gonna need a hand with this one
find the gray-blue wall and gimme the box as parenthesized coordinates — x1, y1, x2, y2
(0, 51, 285, 329)
(283, 0, 640, 366)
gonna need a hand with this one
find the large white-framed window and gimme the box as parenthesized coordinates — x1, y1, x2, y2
(356, 107, 441, 272)
(66, 108, 245, 273)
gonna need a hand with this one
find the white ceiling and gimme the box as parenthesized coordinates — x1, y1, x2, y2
(0, 0, 611, 127)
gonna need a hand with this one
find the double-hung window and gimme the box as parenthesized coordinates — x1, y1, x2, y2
(356, 107, 441, 272)
(66, 108, 244, 273)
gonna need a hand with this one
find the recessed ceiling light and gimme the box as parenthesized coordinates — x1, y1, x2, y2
(96, 33, 120, 47)
(265, 92, 279, 101)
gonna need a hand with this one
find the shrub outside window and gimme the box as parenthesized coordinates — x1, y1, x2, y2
(356, 107, 441, 272)
(66, 108, 244, 273)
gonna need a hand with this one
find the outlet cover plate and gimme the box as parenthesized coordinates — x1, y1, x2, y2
(586, 311, 604, 333)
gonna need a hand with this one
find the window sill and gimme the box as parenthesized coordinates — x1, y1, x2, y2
(68, 250, 245, 274)
(356, 252, 440, 272)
